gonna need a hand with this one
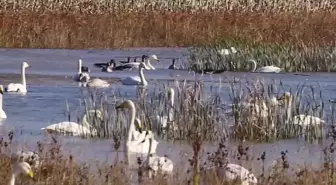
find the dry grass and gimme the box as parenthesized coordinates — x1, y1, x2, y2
(0, 11, 336, 48)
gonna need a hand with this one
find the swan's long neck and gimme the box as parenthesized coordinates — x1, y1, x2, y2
(78, 60, 82, 74)
(285, 97, 292, 123)
(21, 65, 26, 87)
(146, 59, 155, 70)
(250, 60, 257, 72)
(8, 173, 16, 185)
(139, 68, 147, 86)
(0, 93, 3, 110)
(126, 102, 136, 164)
(168, 92, 174, 121)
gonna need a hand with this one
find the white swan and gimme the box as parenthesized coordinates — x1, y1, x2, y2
(114, 55, 159, 70)
(121, 62, 150, 86)
(5, 62, 30, 93)
(116, 100, 158, 167)
(13, 151, 40, 168)
(153, 88, 177, 133)
(79, 73, 110, 88)
(202, 164, 257, 185)
(8, 162, 34, 185)
(249, 59, 281, 73)
(41, 110, 103, 137)
(168, 58, 178, 70)
(74, 59, 90, 82)
(219, 47, 237, 56)
(141, 131, 174, 178)
(278, 92, 325, 126)
(0, 85, 7, 119)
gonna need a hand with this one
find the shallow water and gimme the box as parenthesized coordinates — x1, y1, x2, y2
(0, 48, 336, 175)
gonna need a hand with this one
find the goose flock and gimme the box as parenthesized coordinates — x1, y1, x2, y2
(0, 53, 323, 185)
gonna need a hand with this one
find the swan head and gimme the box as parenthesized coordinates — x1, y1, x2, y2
(0, 85, 3, 95)
(230, 47, 237, 54)
(13, 162, 34, 178)
(134, 118, 142, 131)
(81, 66, 90, 72)
(22, 62, 30, 68)
(116, 100, 135, 110)
(150, 54, 160, 62)
(278, 92, 292, 104)
(139, 62, 151, 70)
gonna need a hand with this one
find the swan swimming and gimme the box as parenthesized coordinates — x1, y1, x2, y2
(79, 73, 110, 88)
(74, 59, 90, 82)
(278, 92, 325, 127)
(202, 163, 258, 185)
(8, 162, 34, 185)
(116, 100, 158, 168)
(168, 58, 178, 70)
(141, 131, 174, 178)
(114, 55, 159, 70)
(121, 62, 150, 86)
(153, 88, 177, 134)
(5, 62, 30, 93)
(0, 85, 6, 119)
(41, 110, 103, 137)
(249, 59, 281, 73)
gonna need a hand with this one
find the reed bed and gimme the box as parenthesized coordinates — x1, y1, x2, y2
(0, 0, 335, 13)
(186, 39, 336, 72)
(0, 11, 336, 50)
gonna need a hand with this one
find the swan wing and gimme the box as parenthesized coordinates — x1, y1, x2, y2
(121, 76, 141, 85)
(256, 66, 281, 73)
(14, 150, 40, 168)
(87, 79, 110, 88)
(293, 115, 324, 126)
(127, 138, 158, 154)
(6, 83, 26, 92)
(225, 163, 257, 183)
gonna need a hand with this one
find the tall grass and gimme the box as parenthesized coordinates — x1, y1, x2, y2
(0, 0, 335, 13)
(0, 11, 335, 49)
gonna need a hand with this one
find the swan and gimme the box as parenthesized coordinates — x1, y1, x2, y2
(79, 73, 110, 88)
(202, 164, 257, 185)
(13, 151, 40, 168)
(0, 85, 7, 119)
(153, 88, 177, 133)
(121, 62, 150, 86)
(278, 92, 325, 126)
(74, 59, 90, 82)
(116, 100, 158, 166)
(41, 110, 103, 137)
(249, 59, 281, 73)
(114, 55, 159, 70)
(8, 162, 34, 185)
(141, 131, 174, 178)
(5, 62, 30, 93)
(219, 47, 237, 56)
(168, 58, 178, 70)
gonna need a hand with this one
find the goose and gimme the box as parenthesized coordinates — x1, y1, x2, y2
(74, 59, 90, 82)
(8, 162, 34, 185)
(118, 57, 132, 64)
(153, 88, 177, 134)
(168, 58, 178, 70)
(201, 163, 258, 185)
(5, 62, 30, 93)
(79, 73, 110, 88)
(121, 62, 150, 86)
(116, 100, 158, 167)
(114, 55, 159, 71)
(249, 59, 281, 73)
(41, 110, 103, 137)
(141, 131, 174, 178)
(278, 92, 325, 127)
(0, 85, 6, 119)
(13, 151, 40, 168)
(101, 60, 115, 72)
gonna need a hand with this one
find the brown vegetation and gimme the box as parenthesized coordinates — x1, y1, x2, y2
(0, 10, 335, 49)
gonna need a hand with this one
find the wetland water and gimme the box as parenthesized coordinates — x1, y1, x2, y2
(0, 48, 335, 174)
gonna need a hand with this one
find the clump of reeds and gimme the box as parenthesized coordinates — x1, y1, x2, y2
(186, 38, 336, 73)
